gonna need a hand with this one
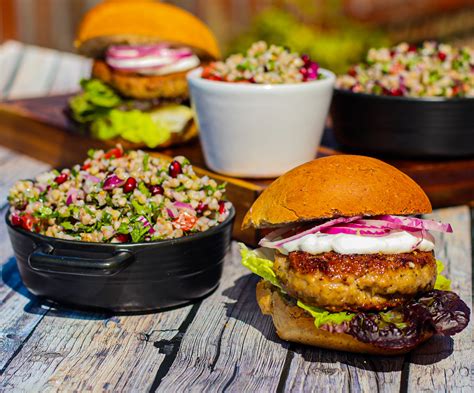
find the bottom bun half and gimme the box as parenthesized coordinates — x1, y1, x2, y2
(256, 280, 432, 355)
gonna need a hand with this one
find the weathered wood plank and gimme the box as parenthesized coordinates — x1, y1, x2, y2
(156, 242, 290, 392)
(0, 149, 51, 371)
(0, 145, 50, 207)
(407, 206, 473, 392)
(0, 304, 193, 391)
(0, 204, 49, 372)
(283, 346, 404, 392)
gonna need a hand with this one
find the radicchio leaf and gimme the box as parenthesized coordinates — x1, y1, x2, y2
(347, 290, 470, 350)
(417, 290, 470, 336)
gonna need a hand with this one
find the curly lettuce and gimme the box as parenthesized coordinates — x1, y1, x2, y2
(91, 110, 170, 148)
(69, 79, 122, 123)
(434, 260, 451, 291)
(240, 243, 281, 289)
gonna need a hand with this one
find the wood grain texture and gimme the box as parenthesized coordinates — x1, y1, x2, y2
(156, 242, 290, 392)
(282, 346, 404, 392)
(0, 145, 50, 207)
(0, 150, 51, 371)
(0, 306, 193, 392)
(0, 204, 49, 372)
(406, 206, 473, 392)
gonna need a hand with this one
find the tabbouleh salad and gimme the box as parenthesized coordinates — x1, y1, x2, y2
(8, 146, 231, 243)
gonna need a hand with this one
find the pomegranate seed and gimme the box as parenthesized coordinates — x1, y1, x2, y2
(168, 160, 182, 178)
(408, 44, 417, 52)
(115, 233, 130, 243)
(11, 214, 22, 227)
(21, 214, 35, 231)
(348, 67, 357, 77)
(149, 185, 164, 196)
(301, 54, 310, 64)
(123, 177, 137, 193)
(196, 202, 208, 214)
(218, 201, 226, 214)
(390, 88, 404, 96)
(55, 173, 68, 185)
(438, 52, 447, 61)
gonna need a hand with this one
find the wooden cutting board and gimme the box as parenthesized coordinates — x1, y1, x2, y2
(1, 94, 473, 245)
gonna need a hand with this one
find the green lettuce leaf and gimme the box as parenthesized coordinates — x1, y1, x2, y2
(239, 243, 281, 289)
(297, 300, 355, 328)
(434, 260, 451, 291)
(69, 79, 121, 123)
(91, 110, 171, 148)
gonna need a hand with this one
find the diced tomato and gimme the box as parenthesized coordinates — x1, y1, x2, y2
(173, 211, 197, 231)
(82, 162, 91, 170)
(21, 214, 35, 231)
(104, 147, 123, 159)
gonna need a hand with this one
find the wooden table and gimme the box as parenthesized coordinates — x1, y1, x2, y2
(0, 41, 473, 392)
(0, 145, 472, 392)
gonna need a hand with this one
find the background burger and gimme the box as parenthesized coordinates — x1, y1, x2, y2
(69, 0, 220, 148)
(240, 155, 470, 355)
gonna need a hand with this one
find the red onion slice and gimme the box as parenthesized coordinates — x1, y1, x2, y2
(84, 173, 100, 183)
(260, 216, 363, 248)
(377, 215, 453, 233)
(106, 44, 194, 72)
(137, 215, 155, 235)
(66, 188, 78, 206)
(107, 45, 192, 60)
(167, 208, 177, 219)
(174, 201, 193, 210)
(322, 226, 390, 236)
(103, 175, 126, 191)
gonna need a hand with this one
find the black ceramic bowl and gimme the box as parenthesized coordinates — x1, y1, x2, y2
(330, 89, 474, 158)
(6, 207, 235, 312)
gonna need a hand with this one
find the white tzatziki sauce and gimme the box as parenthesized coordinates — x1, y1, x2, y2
(280, 231, 435, 255)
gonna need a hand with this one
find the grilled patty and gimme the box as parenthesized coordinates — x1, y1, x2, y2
(92, 60, 190, 100)
(274, 250, 437, 312)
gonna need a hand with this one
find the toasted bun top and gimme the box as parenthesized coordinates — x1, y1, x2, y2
(242, 155, 431, 229)
(75, 0, 220, 59)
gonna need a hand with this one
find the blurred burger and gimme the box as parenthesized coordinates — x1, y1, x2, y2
(240, 155, 470, 355)
(69, 0, 220, 148)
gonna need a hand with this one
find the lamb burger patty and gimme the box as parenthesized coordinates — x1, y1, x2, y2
(274, 250, 437, 312)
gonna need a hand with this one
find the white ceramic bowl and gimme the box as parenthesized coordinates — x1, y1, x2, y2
(187, 68, 335, 178)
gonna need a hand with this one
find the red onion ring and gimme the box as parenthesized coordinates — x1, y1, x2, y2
(321, 226, 390, 236)
(260, 216, 363, 248)
(377, 215, 453, 233)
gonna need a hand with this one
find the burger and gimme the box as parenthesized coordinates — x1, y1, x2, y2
(69, 0, 220, 148)
(240, 155, 470, 355)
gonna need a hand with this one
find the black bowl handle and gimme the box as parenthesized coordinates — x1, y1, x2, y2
(28, 244, 134, 276)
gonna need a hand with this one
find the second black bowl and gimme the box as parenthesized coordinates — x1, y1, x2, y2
(330, 89, 474, 158)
